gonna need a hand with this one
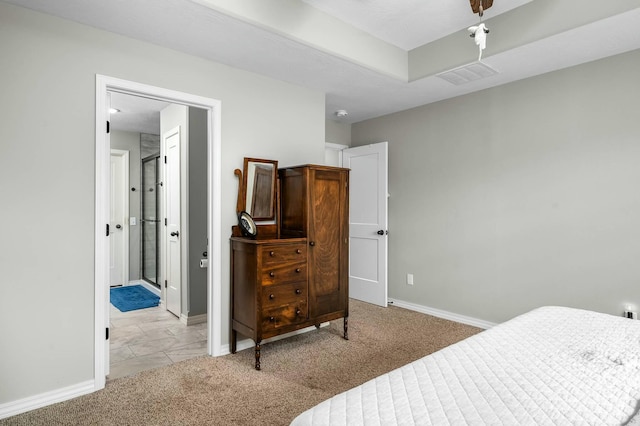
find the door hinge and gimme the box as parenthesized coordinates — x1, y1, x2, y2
(106, 223, 110, 236)
(165, 280, 168, 288)
(164, 218, 167, 226)
(106, 327, 110, 340)
(164, 156, 167, 164)
(106, 121, 110, 134)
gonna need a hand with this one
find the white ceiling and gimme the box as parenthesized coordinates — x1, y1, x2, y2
(5, 0, 640, 128)
(109, 93, 169, 135)
(299, 0, 531, 50)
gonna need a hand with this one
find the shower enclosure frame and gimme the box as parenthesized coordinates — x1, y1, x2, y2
(141, 154, 161, 288)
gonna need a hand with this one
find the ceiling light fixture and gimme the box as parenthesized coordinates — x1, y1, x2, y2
(468, 23, 489, 61)
(335, 110, 348, 118)
(468, 0, 493, 61)
(109, 108, 120, 114)
(469, 0, 493, 17)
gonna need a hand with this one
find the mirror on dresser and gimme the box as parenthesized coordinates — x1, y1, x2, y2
(235, 157, 278, 221)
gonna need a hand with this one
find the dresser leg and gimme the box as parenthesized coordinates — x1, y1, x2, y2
(343, 316, 349, 340)
(255, 342, 261, 370)
(231, 330, 237, 354)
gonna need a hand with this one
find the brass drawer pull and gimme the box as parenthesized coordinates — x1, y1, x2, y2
(269, 251, 275, 257)
(269, 316, 275, 322)
(296, 309, 301, 316)
(295, 289, 302, 295)
(269, 272, 275, 277)
(269, 294, 275, 300)
(295, 268, 301, 273)
(296, 249, 302, 254)
(309, 241, 315, 247)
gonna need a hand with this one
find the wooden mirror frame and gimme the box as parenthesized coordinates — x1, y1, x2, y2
(235, 157, 278, 221)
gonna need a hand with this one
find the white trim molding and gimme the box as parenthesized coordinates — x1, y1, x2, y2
(0, 380, 95, 420)
(388, 298, 497, 330)
(325, 142, 348, 151)
(180, 313, 207, 326)
(324, 142, 348, 167)
(95, 74, 223, 392)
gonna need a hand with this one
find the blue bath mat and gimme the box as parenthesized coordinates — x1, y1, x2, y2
(110, 285, 160, 312)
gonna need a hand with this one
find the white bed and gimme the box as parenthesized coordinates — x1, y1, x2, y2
(291, 306, 640, 425)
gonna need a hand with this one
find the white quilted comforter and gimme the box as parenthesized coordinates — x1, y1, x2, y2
(291, 306, 640, 425)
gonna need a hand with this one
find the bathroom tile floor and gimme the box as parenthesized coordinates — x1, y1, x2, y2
(108, 302, 208, 380)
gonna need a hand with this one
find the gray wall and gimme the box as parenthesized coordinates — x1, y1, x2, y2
(325, 119, 351, 146)
(352, 49, 640, 324)
(0, 3, 324, 405)
(111, 130, 142, 281)
(188, 107, 208, 317)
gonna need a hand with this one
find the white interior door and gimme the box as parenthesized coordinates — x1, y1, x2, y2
(342, 142, 388, 307)
(110, 150, 129, 287)
(164, 127, 182, 317)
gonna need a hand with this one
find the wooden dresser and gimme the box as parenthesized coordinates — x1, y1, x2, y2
(231, 164, 349, 369)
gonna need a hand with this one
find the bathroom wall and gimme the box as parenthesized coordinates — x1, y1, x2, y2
(188, 107, 208, 318)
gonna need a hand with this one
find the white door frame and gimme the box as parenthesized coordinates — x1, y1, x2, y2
(325, 142, 348, 167)
(94, 75, 222, 391)
(110, 149, 130, 287)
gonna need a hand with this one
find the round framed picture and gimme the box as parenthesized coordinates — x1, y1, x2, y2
(238, 211, 257, 238)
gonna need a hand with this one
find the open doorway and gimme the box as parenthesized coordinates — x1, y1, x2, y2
(108, 94, 211, 378)
(94, 75, 222, 390)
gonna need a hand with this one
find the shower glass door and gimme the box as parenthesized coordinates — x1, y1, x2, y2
(142, 155, 160, 287)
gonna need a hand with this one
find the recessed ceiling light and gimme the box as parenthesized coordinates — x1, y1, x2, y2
(335, 109, 348, 118)
(109, 108, 120, 114)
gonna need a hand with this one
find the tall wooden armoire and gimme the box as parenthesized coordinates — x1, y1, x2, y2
(279, 165, 350, 324)
(230, 164, 349, 370)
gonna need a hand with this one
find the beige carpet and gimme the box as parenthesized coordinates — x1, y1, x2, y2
(2, 300, 481, 425)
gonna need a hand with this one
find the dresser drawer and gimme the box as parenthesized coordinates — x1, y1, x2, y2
(261, 243, 307, 266)
(261, 262, 307, 286)
(262, 303, 308, 331)
(262, 282, 307, 310)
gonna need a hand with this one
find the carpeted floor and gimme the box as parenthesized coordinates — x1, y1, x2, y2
(1, 300, 481, 425)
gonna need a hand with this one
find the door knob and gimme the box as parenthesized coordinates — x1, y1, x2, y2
(377, 229, 386, 235)
(116, 224, 122, 229)
(170, 231, 179, 237)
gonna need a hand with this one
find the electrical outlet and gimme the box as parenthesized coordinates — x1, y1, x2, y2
(407, 273, 414, 285)
(624, 304, 638, 319)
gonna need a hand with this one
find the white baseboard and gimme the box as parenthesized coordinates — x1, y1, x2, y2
(220, 322, 330, 355)
(0, 380, 95, 420)
(388, 298, 496, 330)
(180, 313, 207, 326)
